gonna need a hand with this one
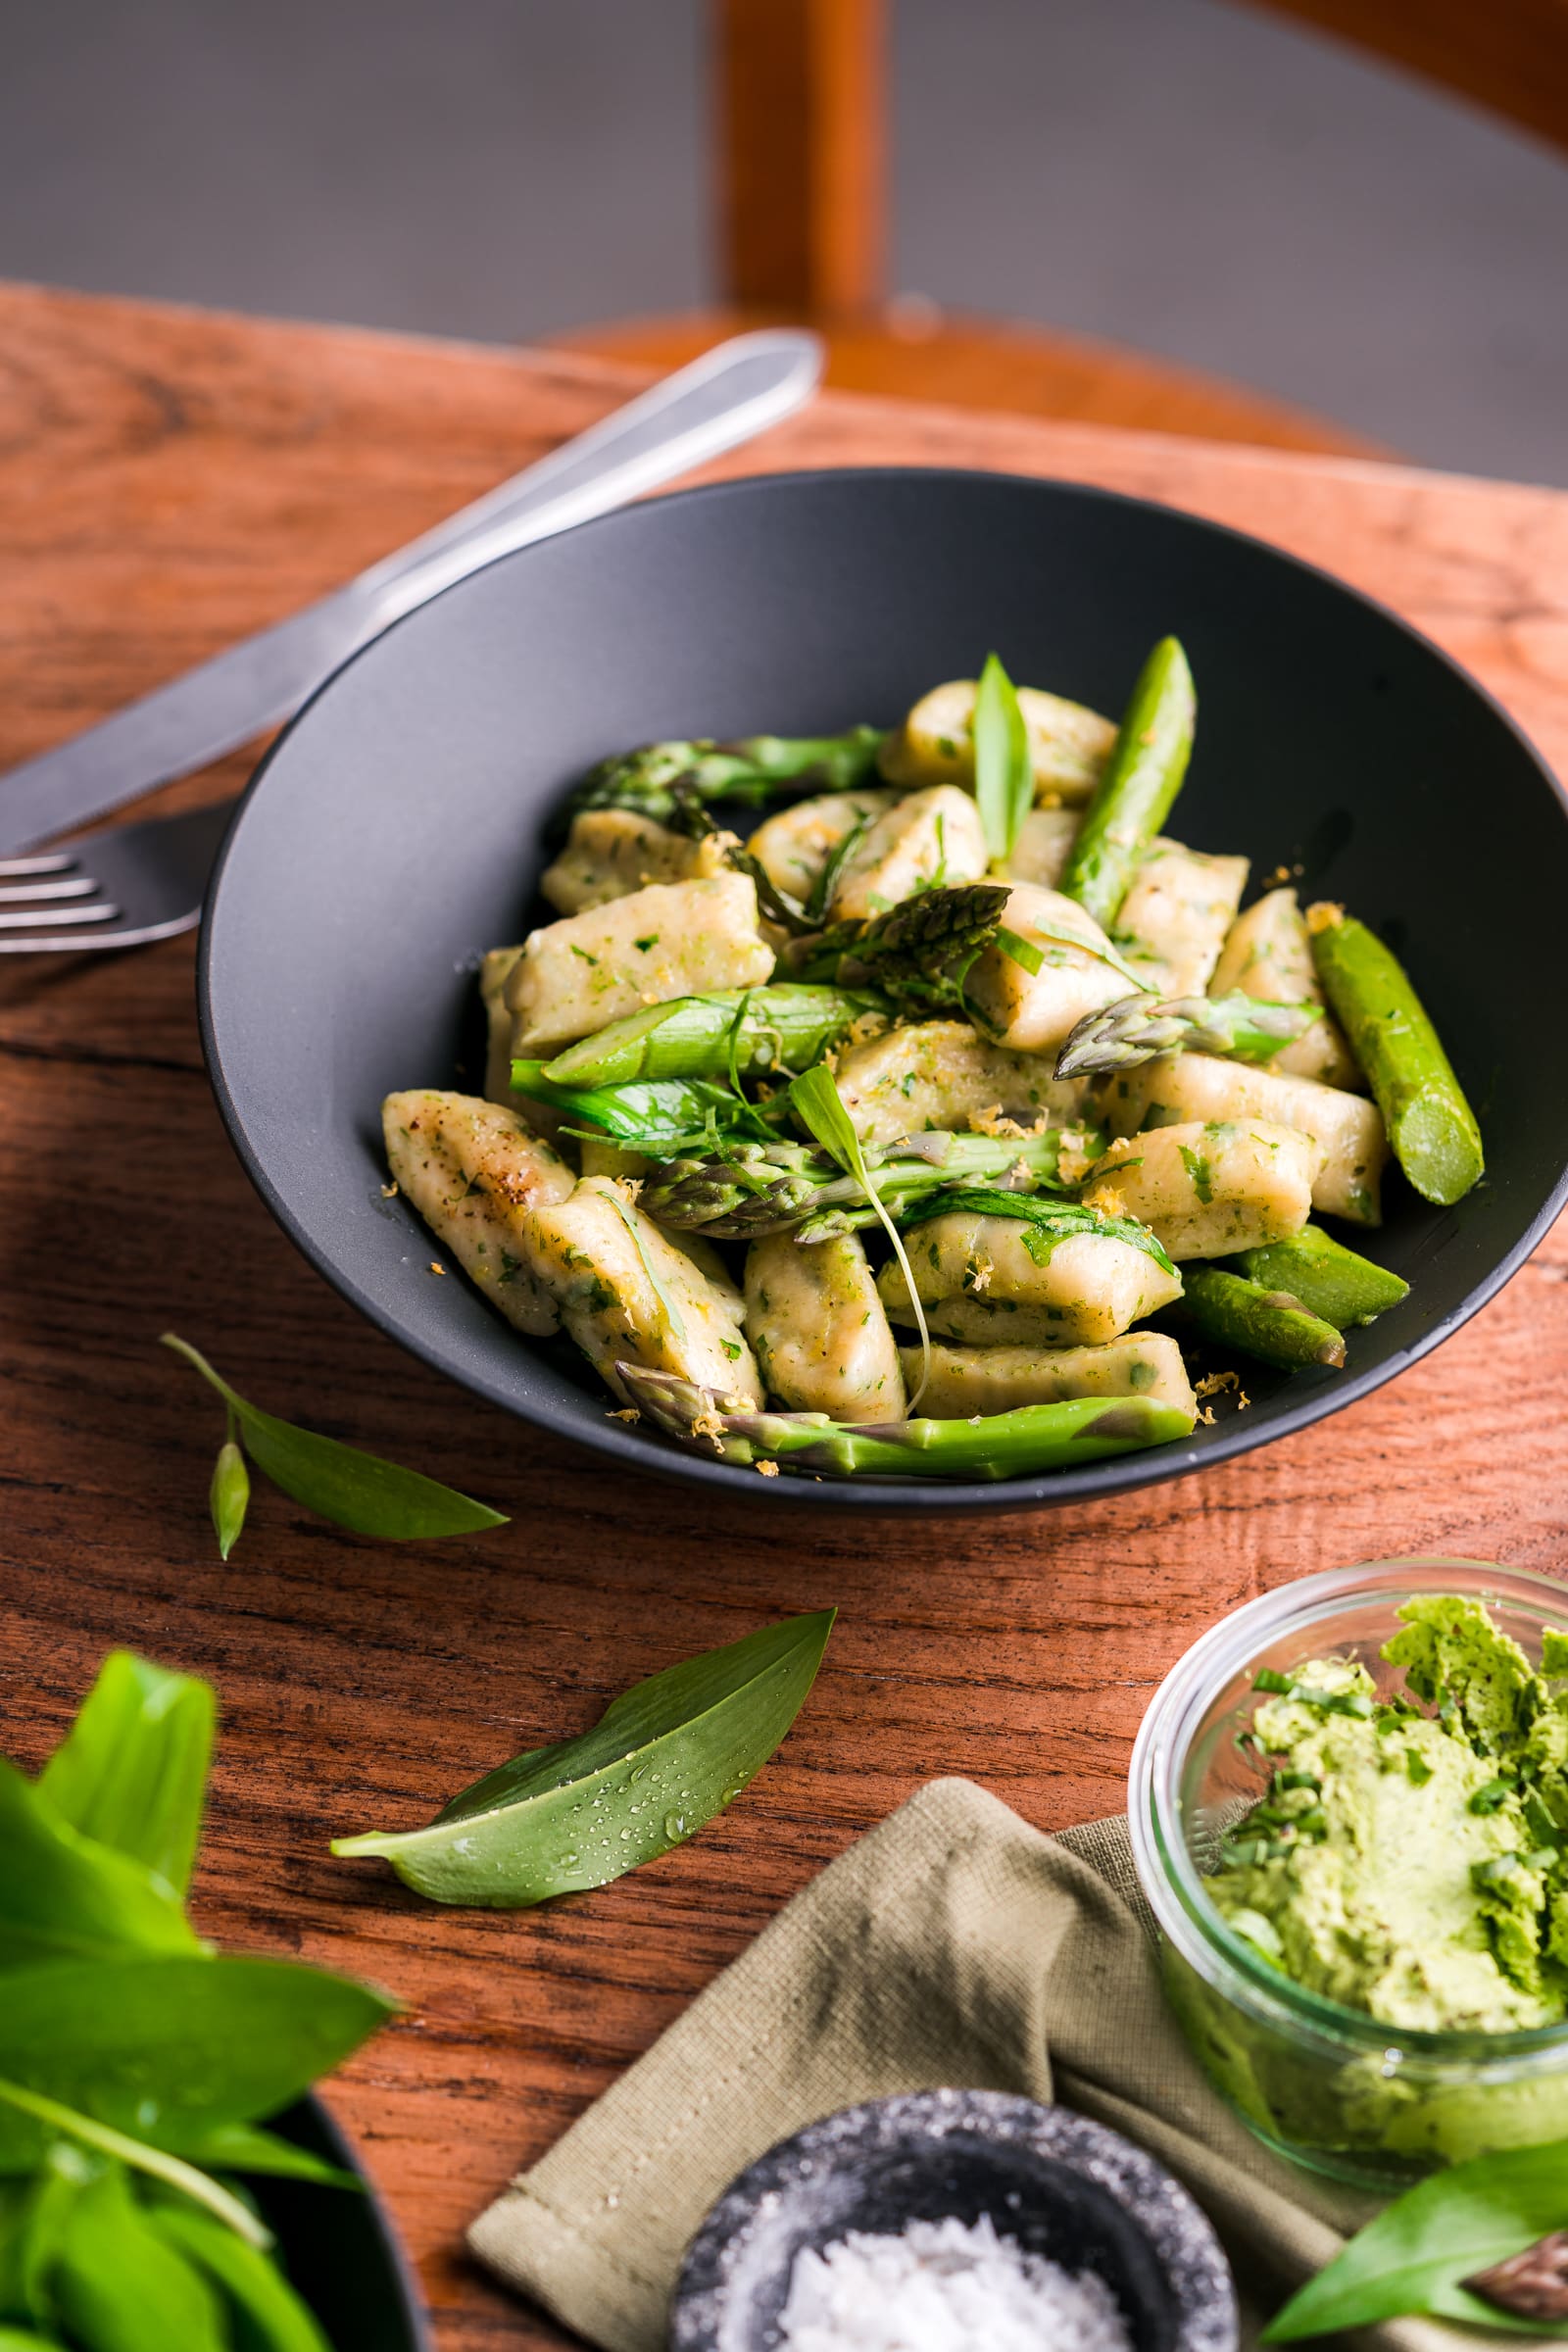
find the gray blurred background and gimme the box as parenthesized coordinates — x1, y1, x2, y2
(7, 0, 1568, 484)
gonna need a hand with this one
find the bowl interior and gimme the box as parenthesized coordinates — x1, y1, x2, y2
(696, 2136, 1177, 2352)
(669, 2094, 1234, 2352)
(200, 467, 1568, 1509)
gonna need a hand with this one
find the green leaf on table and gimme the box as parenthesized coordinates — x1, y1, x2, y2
(53, 2164, 227, 2352)
(1263, 2137, 1568, 2340)
(0, 1763, 198, 1974)
(209, 1439, 250, 1564)
(161, 1335, 507, 1543)
(973, 652, 1033, 863)
(149, 2200, 332, 2352)
(789, 1064, 933, 1404)
(0, 1957, 395, 2175)
(331, 1609, 835, 1906)
(38, 1653, 215, 1900)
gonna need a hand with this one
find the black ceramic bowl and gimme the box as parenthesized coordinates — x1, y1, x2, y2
(668, 2090, 1236, 2352)
(200, 467, 1568, 1511)
(262, 2098, 429, 2351)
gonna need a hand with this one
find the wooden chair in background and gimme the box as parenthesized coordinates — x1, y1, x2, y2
(561, 0, 1568, 456)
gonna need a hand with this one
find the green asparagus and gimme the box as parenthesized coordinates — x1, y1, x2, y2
(641, 1129, 1075, 1240)
(1173, 1264, 1347, 1369)
(1307, 906, 1484, 1206)
(790, 880, 1012, 1002)
(1054, 989, 1322, 1080)
(1058, 637, 1197, 930)
(1229, 1225, 1409, 1330)
(543, 986, 885, 1088)
(564, 727, 886, 826)
(616, 1365, 1196, 1479)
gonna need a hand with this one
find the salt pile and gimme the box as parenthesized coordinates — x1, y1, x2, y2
(775, 2211, 1134, 2352)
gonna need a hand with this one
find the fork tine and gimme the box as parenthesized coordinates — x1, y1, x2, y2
(0, 852, 77, 878)
(0, 877, 99, 905)
(0, 901, 122, 931)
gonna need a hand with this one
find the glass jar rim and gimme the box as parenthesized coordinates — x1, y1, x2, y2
(1128, 1555, 1568, 2061)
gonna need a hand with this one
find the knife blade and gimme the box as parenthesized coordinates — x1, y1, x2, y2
(0, 330, 822, 858)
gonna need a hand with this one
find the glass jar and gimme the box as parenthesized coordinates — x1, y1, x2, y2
(1128, 1557, 1568, 2192)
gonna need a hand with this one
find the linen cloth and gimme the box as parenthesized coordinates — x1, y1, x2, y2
(470, 1777, 1514, 2352)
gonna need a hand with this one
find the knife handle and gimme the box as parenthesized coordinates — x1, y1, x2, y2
(363, 330, 824, 625)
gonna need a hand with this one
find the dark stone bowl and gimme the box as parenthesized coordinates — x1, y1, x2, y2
(201, 466, 1568, 1513)
(668, 2090, 1237, 2352)
(263, 2096, 430, 2350)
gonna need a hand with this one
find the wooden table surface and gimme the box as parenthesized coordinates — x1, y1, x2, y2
(4, 283, 1567, 2350)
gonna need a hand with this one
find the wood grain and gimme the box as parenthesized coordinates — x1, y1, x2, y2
(2, 283, 1567, 2351)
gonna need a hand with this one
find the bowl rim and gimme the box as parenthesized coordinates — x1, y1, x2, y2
(668, 2087, 1237, 2352)
(1128, 1554, 1568, 2059)
(198, 463, 1568, 1513)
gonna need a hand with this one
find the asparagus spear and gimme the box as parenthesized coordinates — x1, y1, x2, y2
(1229, 1225, 1408, 1330)
(1173, 1265, 1346, 1369)
(1058, 637, 1197, 931)
(564, 727, 886, 826)
(543, 987, 885, 1088)
(1054, 989, 1322, 1080)
(641, 1129, 1074, 1240)
(1307, 906, 1484, 1206)
(789, 881, 1013, 1003)
(617, 1364, 1195, 1479)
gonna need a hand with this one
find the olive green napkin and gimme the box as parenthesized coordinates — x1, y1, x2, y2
(469, 1778, 1514, 2352)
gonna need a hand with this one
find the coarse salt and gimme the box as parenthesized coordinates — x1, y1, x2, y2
(775, 2211, 1134, 2352)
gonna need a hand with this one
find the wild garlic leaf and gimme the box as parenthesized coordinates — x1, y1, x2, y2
(0, 1762, 199, 1974)
(210, 1438, 249, 1563)
(1263, 2138, 1568, 2340)
(10, 2144, 89, 2327)
(169, 2123, 359, 2192)
(0, 2081, 269, 2252)
(331, 1610, 835, 1906)
(511, 1065, 765, 1150)
(897, 1186, 1178, 1279)
(51, 2161, 231, 2346)
(0, 1956, 395, 2169)
(973, 653, 1033, 864)
(161, 1336, 507, 1542)
(37, 1652, 215, 1901)
(788, 1067, 933, 1403)
(787, 1064, 863, 1176)
(150, 2200, 333, 2352)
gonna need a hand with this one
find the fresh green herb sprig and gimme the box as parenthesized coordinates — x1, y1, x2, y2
(332, 1611, 834, 1904)
(162, 1336, 507, 1558)
(896, 1186, 1177, 1279)
(509, 1062, 781, 1154)
(973, 653, 1034, 864)
(0, 1652, 394, 2351)
(788, 1065, 934, 1404)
